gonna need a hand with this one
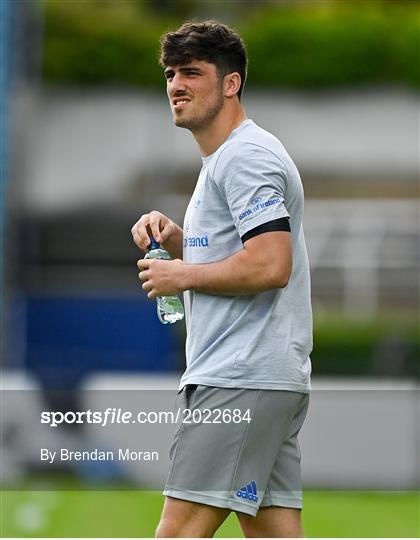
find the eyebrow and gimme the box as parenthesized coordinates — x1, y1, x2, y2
(164, 67, 204, 77)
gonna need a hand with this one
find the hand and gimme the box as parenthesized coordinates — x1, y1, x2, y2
(137, 258, 187, 299)
(131, 211, 176, 252)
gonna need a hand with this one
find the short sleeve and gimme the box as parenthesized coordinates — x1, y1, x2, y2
(211, 142, 290, 238)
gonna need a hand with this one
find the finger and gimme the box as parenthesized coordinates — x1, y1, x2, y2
(147, 290, 158, 300)
(138, 259, 150, 270)
(142, 280, 153, 292)
(138, 271, 149, 282)
(131, 224, 142, 249)
(132, 216, 152, 251)
(149, 212, 164, 243)
(159, 221, 174, 244)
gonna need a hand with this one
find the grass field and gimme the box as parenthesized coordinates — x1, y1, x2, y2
(1, 489, 418, 537)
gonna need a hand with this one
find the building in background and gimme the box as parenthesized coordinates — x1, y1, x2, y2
(1, 0, 419, 507)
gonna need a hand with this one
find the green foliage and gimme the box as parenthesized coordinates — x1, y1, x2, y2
(42, 1, 168, 87)
(42, 1, 420, 89)
(242, 5, 420, 88)
(312, 312, 419, 377)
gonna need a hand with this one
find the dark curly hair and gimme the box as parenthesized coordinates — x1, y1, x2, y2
(159, 20, 248, 100)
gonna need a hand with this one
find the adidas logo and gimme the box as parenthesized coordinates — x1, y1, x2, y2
(236, 480, 258, 502)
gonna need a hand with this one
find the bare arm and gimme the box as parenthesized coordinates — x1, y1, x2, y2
(185, 231, 292, 295)
(131, 210, 183, 260)
(138, 231, 292, 298)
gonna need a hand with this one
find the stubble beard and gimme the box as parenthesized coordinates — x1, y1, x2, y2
(173, 90, 225, 131)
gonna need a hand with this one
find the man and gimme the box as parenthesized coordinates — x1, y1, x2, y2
(131, 21, 312, 538)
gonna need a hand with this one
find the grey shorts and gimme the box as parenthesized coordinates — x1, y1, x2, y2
(163, 384, 309, 517)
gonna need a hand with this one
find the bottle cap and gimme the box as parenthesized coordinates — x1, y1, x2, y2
(148, 237, 161, 251)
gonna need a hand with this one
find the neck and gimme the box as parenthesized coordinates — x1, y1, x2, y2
(192, 102, 247, 157)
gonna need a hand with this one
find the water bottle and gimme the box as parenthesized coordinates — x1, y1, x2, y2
(144, 238, 185, 324)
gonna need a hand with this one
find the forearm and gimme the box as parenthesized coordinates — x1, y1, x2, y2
(161, 223, 184, 260)
(182, 246, 289, 296)
(138, 232, 291, 299)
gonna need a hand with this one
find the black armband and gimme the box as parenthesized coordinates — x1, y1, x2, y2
(241, 217, 291, 244)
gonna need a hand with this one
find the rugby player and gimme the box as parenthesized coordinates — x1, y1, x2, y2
(131, 21, 312, 538)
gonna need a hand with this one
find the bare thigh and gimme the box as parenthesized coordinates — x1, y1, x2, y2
(156, 496, 231, 538)
(237, 506, 303, 538)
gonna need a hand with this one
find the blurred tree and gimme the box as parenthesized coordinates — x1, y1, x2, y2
(41, 0, 420, 89)
(147, 0, 196, 17)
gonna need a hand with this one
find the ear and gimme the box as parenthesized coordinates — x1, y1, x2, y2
(224, 72, 241, 98)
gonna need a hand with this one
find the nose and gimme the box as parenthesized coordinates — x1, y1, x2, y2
(168, 73, 187, 96)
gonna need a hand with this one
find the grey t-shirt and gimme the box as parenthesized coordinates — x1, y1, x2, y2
(180, 119, 312, 393)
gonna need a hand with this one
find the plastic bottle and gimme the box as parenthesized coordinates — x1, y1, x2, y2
(144, 238, 185, 324)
